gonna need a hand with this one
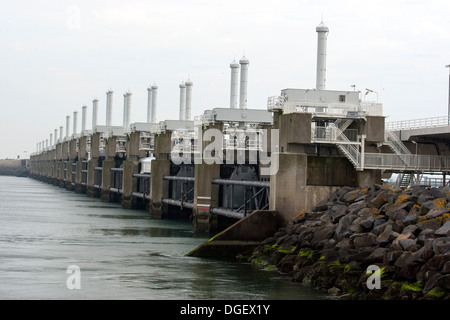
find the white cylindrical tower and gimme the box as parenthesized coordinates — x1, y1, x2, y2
(106, 90, 113, 127)
(60, 126, 63, 143)
(179, 82, 186, 121)
(73, 111, 78, 136)
(230, 60, 240, 109)
(316, 21, 329, 91)
(50, 133, 53, 147)
(81, 105, 87, 133)
(92, 99, 98, 129)
(126, 92, 132, 128)
(185, 80, 193, 120)
(239, 57, 249, 109)
(147, 86, 153, 123)
(123, 93, 128, 127)
(151, 84, 158, 124)
(54, 129, 58, 145)
(46, 139, 49, 149)
(66, 115, 70, 138)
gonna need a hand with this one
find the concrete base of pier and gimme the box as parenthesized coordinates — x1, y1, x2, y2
(187, 210, 280, 259)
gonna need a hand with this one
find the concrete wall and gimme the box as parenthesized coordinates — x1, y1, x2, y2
(278, 113, 312, 152)
(307, 156, 356, 186)
(365, 116, 385, 143)
(0, 159, 29, 176)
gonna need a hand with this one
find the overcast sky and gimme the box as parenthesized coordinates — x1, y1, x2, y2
(1, 0, 450, 159)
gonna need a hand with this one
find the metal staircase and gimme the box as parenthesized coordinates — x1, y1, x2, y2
(312, 118, 450, 172)
(384, 131, 411, 166)
(330, 120, 362, 170)
(396, 173, 411, 188)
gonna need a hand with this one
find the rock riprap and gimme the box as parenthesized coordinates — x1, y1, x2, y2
(249, 184, 450, 299)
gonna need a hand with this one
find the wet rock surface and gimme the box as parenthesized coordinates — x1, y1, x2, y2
(249, 184, 450, 300)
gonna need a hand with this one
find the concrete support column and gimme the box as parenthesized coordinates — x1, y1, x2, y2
(269, 152, 308, 226)
(55, 142, 62, 186)
(149, 132, 172, 219)
(67, 138, 78, 191)
(122, 132, 140, 209)
(149, 158, 170, 219)
(87, 133, 100, 197)
(75, 136, 88, 193)
(60, 141, 69, 187)
(193, 122, 223, 233)
(101, 136, 117, 202)
(51, 149, 57, 184)
(193, 162, 220, 233)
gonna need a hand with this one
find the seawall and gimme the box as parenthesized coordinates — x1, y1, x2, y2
(0, 159, 29, 177)
(249, 184, 450, 300)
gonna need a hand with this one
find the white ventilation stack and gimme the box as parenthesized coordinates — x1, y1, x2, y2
(60, 126, 63, 143)
(151, 84, 158, 124)
(126, 92, 132, 128)
(239, 57, 249, 109)
(49, 134, 53, 147)
(81, 105, 87, 133)
(179, 82, 186, 121)
(54, 129, 58, 145)
(73, 111, 78, 136)
(123, 93, 128, 127)
(147, 86, 153, 123)
(66, 115, 70, 139)
(316, 21, 329, 91)
(106, 90, 113, 127)
(230, 60, 240, 109)
(185, 80, 193, 120)
(92, 99, 98, 129)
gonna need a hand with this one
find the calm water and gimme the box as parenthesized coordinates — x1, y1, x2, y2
(0, 176, 327, 300)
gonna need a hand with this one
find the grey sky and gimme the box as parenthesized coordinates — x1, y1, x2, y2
(1, 0, 450, 159)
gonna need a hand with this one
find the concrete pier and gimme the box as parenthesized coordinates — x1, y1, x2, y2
(149, 132, 172, 219)
(121, 132, 141, 209)
(193, 122, 223, 233)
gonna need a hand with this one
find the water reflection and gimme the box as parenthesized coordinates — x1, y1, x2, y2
(0, 176, 327, 300)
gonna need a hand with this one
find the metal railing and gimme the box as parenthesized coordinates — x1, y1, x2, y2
(110, 168, 123, 194)
(81, 160, 88, 185)
(267, 96, 383, 117)
(211, 179, 270, 219)
(223, 129, 262, 151)
(93, 166, 102, 189)
(161, 175, 195, 210)
(131, 173, 151, 200)
(386, 116, 450, 131)
(312, 126, 358, 142)
(364, 153, 450, 171)
(116, 137, 126, 153)
(139, 132, 154, 151)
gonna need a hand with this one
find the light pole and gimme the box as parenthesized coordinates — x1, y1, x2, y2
(365, 88, 378, 103)
(446, 65, 450, 121)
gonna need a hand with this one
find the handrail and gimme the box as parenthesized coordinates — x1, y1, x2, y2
(386, 116, 450, 131)
(363, 153, 450, 171)
(267, 96, 383, 116)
